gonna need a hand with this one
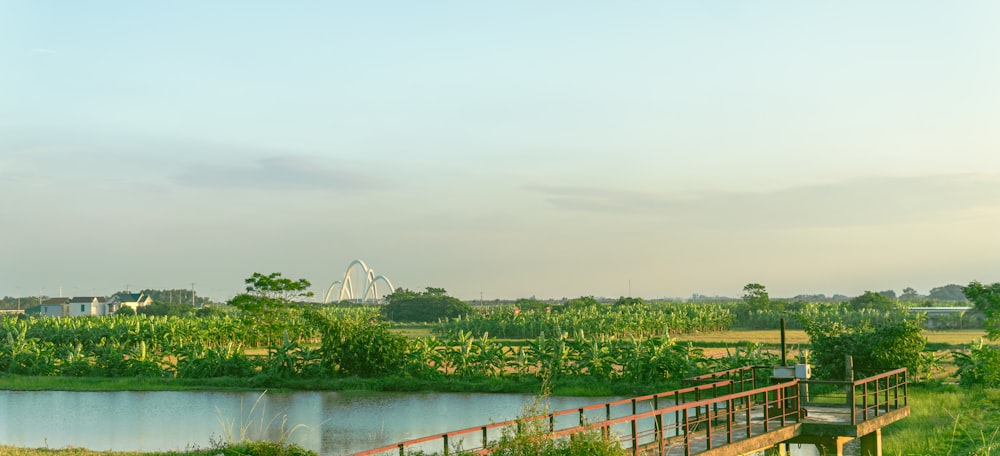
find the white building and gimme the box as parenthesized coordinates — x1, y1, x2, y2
(67, 296, 110, 317)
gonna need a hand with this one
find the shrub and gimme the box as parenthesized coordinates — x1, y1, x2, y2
(804, 318, 927, 379)
(383, 288, 473, 323)
(954, 341, 1000, 388)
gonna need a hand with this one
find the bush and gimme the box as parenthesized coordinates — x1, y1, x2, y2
(219, 440, 318, 456)
(308, 311, 408, 377)
(804, 318, 927, 379)
(954, 342, 1000, 388)
(383, 288, 473, 323)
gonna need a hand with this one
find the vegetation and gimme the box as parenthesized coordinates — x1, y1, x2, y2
(0, 441, 315, 456)
(883, 385, 1000, 455)
(803, 318, 928, 379)
(951, 281, 1000, 387)
(3, 276, 1000, 454)
(382, 287, 473, 323)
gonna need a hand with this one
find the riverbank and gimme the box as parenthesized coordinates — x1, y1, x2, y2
(0, 441, 316, 456)
(0, 373, 664, 397)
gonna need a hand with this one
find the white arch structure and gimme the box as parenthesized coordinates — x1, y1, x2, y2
(324, 259, 395, 303)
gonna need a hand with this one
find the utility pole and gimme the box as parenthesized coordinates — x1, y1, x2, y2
(191, 283, 196, 307)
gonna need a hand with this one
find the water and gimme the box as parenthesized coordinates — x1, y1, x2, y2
(0, 390, 621, 455)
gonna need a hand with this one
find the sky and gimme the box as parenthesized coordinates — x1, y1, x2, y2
(2, 1, 999, 302)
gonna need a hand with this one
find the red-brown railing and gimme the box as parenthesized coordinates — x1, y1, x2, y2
(799, 367, 908, 426)
(351, 379, 800, 456)
(352, 368, 907, 456)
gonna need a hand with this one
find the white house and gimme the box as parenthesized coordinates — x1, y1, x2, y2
(67, 296, 110, 317)
(109, 292, 153, 314)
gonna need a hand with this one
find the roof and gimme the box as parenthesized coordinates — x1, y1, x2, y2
(69, 296, 109, 303)
(41, 297, 70, 305)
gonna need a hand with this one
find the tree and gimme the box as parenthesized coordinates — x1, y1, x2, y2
(613, 296, 645, 306)
(928, 284, 968, 301)
(848, 291, 898, 311)
(115, 306, 136, 316)
(564, 296, 601, 310)
(382, 287, 472, 323)
(741, 283, 771, 311)
(963, 281, 1000, 341)
(514, 297, 548, 313)
(138, 301, 195, 317)
(229, 272, 313, 313)
(804, 318, 927, 379)
(900, 287, 921, 301)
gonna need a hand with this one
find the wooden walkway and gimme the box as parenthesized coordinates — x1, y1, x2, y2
(352, 367, 910, 456)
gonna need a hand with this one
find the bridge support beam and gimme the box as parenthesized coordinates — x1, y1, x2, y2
(859, 429, 882, 456)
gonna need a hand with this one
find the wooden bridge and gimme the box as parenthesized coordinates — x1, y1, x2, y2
(352, 366, 909, 456)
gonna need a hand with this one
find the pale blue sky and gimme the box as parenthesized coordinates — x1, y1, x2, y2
(3, 2, 999, 301)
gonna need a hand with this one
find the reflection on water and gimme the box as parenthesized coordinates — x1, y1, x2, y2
(0, 390, 621, 455)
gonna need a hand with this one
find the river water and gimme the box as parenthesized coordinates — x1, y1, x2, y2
(0, 390, 623, 455)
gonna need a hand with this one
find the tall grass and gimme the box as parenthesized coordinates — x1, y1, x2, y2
(884, 385, 1000, 455)
(213, 390, 318, 455)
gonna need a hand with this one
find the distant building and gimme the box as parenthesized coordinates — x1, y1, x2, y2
(67, 296, 111, 317)
(110, 292, 153, 314)
(908, 306, 983, 329)
(39, 297, 70, 317)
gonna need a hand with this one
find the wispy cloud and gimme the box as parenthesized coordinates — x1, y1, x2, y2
(173, 155, 383, 192)
(528, 173, 1000, 228)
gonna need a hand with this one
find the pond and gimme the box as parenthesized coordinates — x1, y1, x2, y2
(0, 390, 623, 455)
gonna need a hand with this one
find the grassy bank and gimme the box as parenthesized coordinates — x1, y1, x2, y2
(0, 373, 661, 397)
(0, 441, 316, 456)
(883, 384, 1000, 455)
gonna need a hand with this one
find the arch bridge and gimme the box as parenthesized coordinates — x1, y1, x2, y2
(324, 259, 395, 303)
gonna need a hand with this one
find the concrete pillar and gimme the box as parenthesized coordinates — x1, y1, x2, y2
(793, 436, 850, 456)
(859, 429, 882, 456)
(773, 443, 788, 456)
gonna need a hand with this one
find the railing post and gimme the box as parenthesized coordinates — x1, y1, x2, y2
(579, 408, 585, 427)
(631, 415, 639, 456)
(655, 412, 665, 455)
(443, 434, 449, 456)
(727, 398, 734, 443)
(482, 426, 488, 450)
(695, 388, 702, 423)
(674, 390, 680, 431)
(683, 408, 691, 456)
(903, 370, 909, 407)
(706, 400, 714, 449)
(863, 382, 869, 422)
(398, 443, 405, 456)
(849, 382, 857, 426)
(746, 397, 752, 439)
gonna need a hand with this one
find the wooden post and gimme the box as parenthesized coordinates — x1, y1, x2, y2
(780, 318, 787, 365)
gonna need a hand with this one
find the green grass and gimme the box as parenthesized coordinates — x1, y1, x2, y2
(0, 441, 316, 456)
(883, 384, 1000, 455)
